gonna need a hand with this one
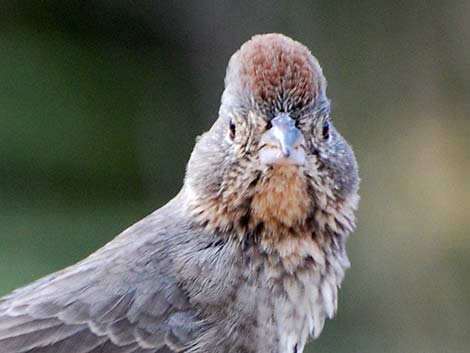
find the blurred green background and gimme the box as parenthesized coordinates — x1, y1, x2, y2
(0, 1, 469, 352)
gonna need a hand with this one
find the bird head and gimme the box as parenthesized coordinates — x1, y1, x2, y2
(184, 34, 359, 250)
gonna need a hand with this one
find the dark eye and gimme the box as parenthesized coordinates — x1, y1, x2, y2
(322, 120, 330, 140)
(229, 120, 236, 140)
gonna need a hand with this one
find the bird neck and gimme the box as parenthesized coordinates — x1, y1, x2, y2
(180, 166, 358, 264)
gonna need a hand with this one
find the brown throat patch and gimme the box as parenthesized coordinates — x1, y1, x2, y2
(250, 166, 310, 232)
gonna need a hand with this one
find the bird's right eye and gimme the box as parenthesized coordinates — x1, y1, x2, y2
(322, 120, 330, 140)
(229, 120, 236, 140)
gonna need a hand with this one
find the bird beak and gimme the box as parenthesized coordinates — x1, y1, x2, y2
(259, 114, 306, 166)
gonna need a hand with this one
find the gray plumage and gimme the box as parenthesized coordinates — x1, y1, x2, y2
(0, 33, 359, 353)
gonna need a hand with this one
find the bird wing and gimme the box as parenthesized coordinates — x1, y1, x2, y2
(0, 220, 200, 353)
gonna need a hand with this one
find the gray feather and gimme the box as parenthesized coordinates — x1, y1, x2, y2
(0, 198, 201, 353)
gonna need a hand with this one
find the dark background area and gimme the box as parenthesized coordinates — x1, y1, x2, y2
(0, 1, 469, 352)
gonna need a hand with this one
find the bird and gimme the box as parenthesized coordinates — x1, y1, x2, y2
(0, 33, 359, 353)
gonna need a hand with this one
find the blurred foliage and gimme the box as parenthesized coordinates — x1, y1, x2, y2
(0, 1, 469, 352)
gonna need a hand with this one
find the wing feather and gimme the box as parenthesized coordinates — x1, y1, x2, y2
(0, 245, 199, 353)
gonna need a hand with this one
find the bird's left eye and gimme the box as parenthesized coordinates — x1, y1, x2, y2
(322, 120, 330, 140)
(229, 120, 236, 140)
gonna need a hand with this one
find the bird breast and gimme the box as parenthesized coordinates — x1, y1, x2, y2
(238, 241, 346, 353)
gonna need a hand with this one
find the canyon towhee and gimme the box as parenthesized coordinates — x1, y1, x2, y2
(0, 33, 359, 353)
